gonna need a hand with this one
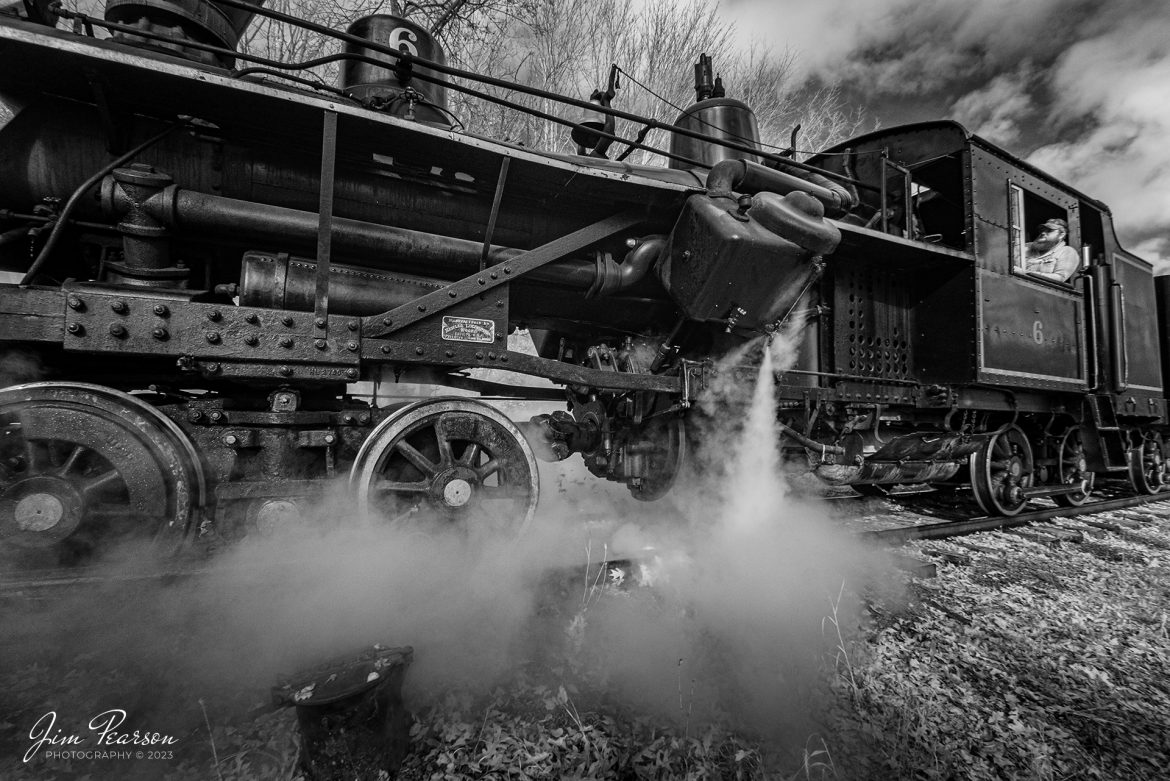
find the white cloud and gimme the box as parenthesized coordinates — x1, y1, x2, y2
(949, 66, 1036, 145)
(1028, 11, 1170, 254)
(722, 0, 1170, 257)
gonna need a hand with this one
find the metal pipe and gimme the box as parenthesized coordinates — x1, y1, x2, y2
(705, 159, 855, 216)
(103, 180, 655, 292)
(777, 421, 845, 455)
(21, 122, 181, 285)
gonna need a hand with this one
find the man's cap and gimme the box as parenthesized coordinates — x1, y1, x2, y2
(1039, 218, 1068, 233)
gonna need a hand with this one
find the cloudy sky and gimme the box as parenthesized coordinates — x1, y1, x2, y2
(723, 0, 1170, 270)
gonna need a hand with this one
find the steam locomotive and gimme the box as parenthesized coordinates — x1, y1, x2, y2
(1, 0, 1167, 565)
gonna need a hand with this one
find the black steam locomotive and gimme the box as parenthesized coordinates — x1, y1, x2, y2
(1, 0, 1166, 564)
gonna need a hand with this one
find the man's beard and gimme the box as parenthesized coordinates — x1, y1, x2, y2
(1032, 235, 1058, 252)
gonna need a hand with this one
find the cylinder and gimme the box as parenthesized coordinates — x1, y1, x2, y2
(668, 98, 761, 170)
(104, 0, 265, 67)
(341, 14, 449, 125)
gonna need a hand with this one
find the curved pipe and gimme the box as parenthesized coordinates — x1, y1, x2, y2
(588, 235, 666, 296)
(706, 159, 857, 216)
(778, 421, 845, 455)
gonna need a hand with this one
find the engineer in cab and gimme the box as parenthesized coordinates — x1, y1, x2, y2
(1018, 218, 1079, 283)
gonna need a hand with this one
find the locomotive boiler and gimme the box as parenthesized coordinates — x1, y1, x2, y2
(1, 0, 1167, 566)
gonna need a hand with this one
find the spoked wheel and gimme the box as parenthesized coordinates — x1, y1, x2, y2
(970, 424, 1034, 516)
(1053, 426, 1095, 507)
(350, 398, 539, 534)
(1128, 434, 1168, 495)
(0, 383, 204, 566)
(628, 416, 687, 502)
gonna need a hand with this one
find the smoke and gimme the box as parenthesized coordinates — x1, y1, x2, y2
(0, 349, 46, 387)
(551, 330, 889, 734)
(0, 329, 891, 759)
(724, 0, 1170, 269)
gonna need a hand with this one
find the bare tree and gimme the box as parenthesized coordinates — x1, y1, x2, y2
(38, 0, 864, 159)
(435, 0, 865, 160)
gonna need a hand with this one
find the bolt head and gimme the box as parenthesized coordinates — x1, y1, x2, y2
(315, 317, 327, 328)
(223, 434, 238, 446)
(207, 310, 222, 322)
(187, 410, 203, 422)
(108, 324, 127, 338)
(244, 312, 258, 324)
(324, 434, 337, 445)
(206, 331, 221, 344)
(67, 295, 83, 310)
(111, 300, 127, 314)
(315, 339, 327, 349)
(279, 366, 293, 376)
(154, 304, 169, 317)
(347, 341, 358, 352)
(415, 347, 424, 355)
(245, 335, 259, 346)
(347, 320, 359, 331)
(67, 322, 83, 335)
(209, 411, 223, 422)
(282, 316, 295, 327)
(280, 337, 293, 348)
(345, 368, 359, 379)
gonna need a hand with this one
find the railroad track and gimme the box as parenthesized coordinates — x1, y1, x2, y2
(4, 488, 1169, 594)
(861, 488, 1170, 545)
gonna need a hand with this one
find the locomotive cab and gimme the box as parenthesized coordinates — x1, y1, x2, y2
(802, 122, 1168, 508)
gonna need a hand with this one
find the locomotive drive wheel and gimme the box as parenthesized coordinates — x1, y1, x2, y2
(350, 398, 540, 534)
(627, 416, 687, 502)
(1053, 427, 1094, 507)
(0, 383, 203, 564)
(1128, 434, 1169, 495)
(970, 424, 1034, 516)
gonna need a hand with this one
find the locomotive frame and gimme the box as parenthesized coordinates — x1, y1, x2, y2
(1, 0, 1168, 564)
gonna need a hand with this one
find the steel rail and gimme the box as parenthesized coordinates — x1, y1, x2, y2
(864, 491, 1170, 544)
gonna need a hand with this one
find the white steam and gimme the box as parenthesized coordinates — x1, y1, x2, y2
(1, 328, 890, 746)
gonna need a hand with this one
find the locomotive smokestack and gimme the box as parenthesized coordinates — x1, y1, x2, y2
(103, 0, 265, 68)
(669, 54, 761, 170)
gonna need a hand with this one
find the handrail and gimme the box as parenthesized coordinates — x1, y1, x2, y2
(1081, 261, 1098, 391)
(215, 0, 872, 189)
